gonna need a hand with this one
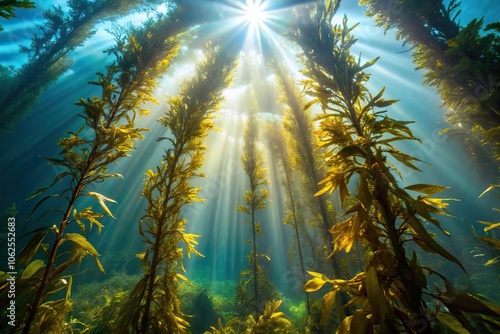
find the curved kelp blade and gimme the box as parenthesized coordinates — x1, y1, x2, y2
(407, 215, 465, 272)
(18, 229, 50, 265)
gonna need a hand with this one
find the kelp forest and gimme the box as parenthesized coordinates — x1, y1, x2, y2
(0, 0, 500, 333)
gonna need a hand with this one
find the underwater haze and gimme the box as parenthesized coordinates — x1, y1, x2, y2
(1, 0, 500, 333)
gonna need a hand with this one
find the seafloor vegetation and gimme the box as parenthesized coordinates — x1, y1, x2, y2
(1, 0, 500, 333)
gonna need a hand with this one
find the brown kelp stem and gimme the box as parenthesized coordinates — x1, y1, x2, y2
(140, 145, 183, 333)
(251, 206, 258, 309)
(343, 95, 430, 327)
(21, 184, 79, 334)
(284, 170, 310, 314)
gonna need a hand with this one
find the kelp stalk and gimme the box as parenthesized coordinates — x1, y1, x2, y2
(265, 50, 351, 312)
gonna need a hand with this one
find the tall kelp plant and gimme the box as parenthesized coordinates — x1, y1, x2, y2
(291, 1, 500, 333)
(116, 43, 237, 334)
(266, 53, 347, 277)
(360, 0, 500, 177)
(236, 93, 275, 315)
(266, 122, 310, 316)
(265, 53, 351, 319)
(0, 0, 165, 132)
(0, 7, 197, 333)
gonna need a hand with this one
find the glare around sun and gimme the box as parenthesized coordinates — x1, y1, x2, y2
(244, 0, 266, 25)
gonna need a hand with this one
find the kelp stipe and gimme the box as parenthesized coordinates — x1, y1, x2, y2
(3, 9, 192, 333)
(291, 2, 500, 333)
(0, 0, 34, 31)
(360, 0, 500, 178)
(116, 42, 237, 334)
(235, 90, 277, 316)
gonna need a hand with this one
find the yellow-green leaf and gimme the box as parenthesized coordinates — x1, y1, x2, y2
(18, 230, 49, 265)
(351, 309, 373, 334)
(176, 273, 190, 283)
(63, 233, 98, 256)
(407, 215, 465, 271)
(65, 275, 73, 301)
(365, 266, 389, 321)
(336, 315, 353, 334)
(20, 259, 45, 280)
(94, 256, 105, 274)
(485, 255, 500, 266)
(405, 183, 449, 195)
(315, 184, 331, 197)
(477, 220, 500, 232)
(88, 191, 117, 219)
(478, 184, 499, 198)
(321, 290, 337, 325)
(436, 312, 469, 334)
(305, 277, 327, 292)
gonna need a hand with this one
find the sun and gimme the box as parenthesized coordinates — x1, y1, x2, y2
(243, 0, 268, 26)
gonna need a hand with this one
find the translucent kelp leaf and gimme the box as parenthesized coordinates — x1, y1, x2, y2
(405, 183, 449, 195)
(406, 216, 465, 272)
(321, 290, 337, 325)
(350, 309, 373, 334)
(436, 312, 469, 334)
(485, 256, 500, 266)
(63, 233, 98, 256)
(88, 191, 117, 219)
(366, 266, 389, 321)
(20, 259, 45, 280)
(337, 315, 353, 334)
(18, 229, 50, 265)
(305, 277, 327, 292)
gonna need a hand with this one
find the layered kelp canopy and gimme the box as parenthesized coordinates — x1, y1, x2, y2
(1, 0, 500, 333)
(361, 0, 500, 179)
